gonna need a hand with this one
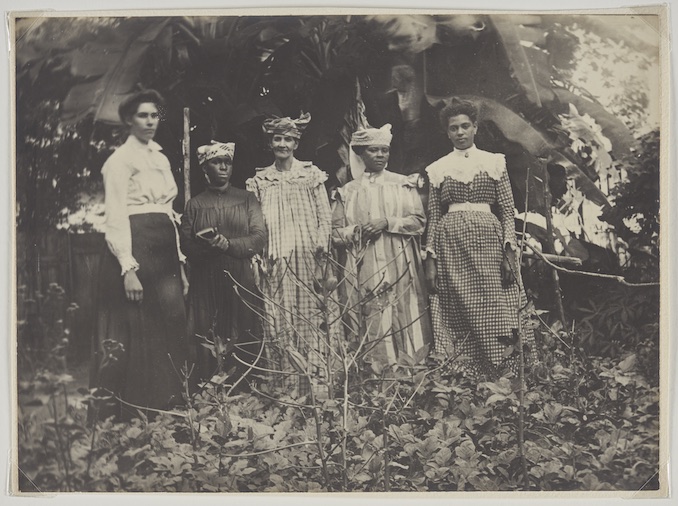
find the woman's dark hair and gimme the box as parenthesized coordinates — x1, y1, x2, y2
(118, 89, 165, 124)
(439, 98, 478, 130)
(351, 145, 367, 155)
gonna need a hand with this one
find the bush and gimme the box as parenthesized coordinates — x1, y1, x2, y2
(601, 129, 660, 283)
(16, 246, 659, 493)
(572, 283, 659, 385)
(17, 336, 659, 492)
(17, 283, 79, 377)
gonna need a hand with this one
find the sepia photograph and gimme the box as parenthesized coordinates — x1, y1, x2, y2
(9, 4, 668, 498)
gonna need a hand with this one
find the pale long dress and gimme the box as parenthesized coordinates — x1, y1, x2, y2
(332, 170, 432, 367)
(246, 158, 333, 395)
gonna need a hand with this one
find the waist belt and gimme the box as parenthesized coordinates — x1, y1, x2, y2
(128, 203, 174, 216)
(127, 203, 186, 263)
(447, 202, 492, 213)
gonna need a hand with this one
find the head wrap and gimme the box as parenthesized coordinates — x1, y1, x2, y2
(349, 124, 393, 179)
(262, 112, 311, 139)
(197, 141, 235, 166)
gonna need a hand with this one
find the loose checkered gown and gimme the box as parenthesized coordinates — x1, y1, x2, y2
(246, 159, 334, 396)
(425, 146, 535, 379)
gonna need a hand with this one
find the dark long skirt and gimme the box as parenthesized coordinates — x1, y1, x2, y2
(90, 213, 187, 421)
(187, 257, 263, 389)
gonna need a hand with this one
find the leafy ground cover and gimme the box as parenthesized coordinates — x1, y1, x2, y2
(17, 324, 659, 493)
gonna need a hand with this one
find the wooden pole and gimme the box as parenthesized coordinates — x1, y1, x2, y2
(540, 160, 567, 324)
(523, 251, 582, 267)
(183, 107, 191, 204)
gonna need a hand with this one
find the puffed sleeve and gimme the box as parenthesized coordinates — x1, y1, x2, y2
(385, 183, 426, 236)
(226, 192, 268, 258)
(102, 156, 138, 275)
(331, 188, 358, 246)
(494, 155, 518, 251)
(245, 176, 259, 201)
(425, 179, 442, 259)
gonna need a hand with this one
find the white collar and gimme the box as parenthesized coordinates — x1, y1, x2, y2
(450, 144, 478, 158)
(426, 146, 505, 187)
(125, 135, 163, 152)
(361, 170, 386, 183)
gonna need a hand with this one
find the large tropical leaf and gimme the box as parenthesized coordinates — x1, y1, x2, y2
(552, 88, 635, 159)
(468, 96, 610, 209)
(550, 151, 610, 208)
(472, 96, 554, 157)
(490, 15, 555, 107)
(60, 19, 170, 125)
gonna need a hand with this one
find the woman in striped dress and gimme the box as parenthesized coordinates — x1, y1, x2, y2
(332, 124, 432, 368)
(246, 113, 334, 396)
(424, 98, 534, 379)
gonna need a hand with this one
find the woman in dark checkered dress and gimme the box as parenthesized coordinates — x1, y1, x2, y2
(424, 98, 534, 379)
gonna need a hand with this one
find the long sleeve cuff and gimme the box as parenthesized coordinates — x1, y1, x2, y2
(386, 217, 425, 236)
(119, 256, 140, 276)
(333, 225, 359, 246)
(422, 247, 437, 260)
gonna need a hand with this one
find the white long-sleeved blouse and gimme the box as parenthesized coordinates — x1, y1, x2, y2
(102, 135, 185, 274)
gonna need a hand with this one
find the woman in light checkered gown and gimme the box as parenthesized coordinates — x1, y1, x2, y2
(424, 98, 535, 379)
(246, 113, 335, 397)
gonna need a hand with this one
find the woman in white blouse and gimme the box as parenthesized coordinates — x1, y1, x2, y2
(91, 90, 189, 420)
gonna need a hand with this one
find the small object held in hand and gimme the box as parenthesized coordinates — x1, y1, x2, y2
(196, 227, 218, 241)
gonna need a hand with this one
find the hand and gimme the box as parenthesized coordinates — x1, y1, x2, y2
(361, 218, 388, 241)
(209, 234, 230, 252)
(123, 270, 143, 302)
(424, 259, 437, 294)
(180, 265, 190, 298)
(500, 257, 515, 288)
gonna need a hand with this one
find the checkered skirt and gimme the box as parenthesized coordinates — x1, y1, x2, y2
(428, 172, 535, 379)
(247, 160, 336, 396)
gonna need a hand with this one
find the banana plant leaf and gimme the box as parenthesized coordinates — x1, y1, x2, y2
(490, 15, 555, 107)
(463, 95, 554, 157)
(552, 88, 635, 159)
(550, 151, 610, 208)
(60, 19, 171, 125)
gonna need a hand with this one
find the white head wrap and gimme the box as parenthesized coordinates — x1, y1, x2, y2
(197, 141, 235, 166)
(349, 124, 393, 179)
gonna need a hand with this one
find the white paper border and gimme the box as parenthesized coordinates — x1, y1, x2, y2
(2, 1, 674, 505)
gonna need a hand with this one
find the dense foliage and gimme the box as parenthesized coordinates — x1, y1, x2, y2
(17, 281, 660, 493)
(17, 343, 659, 492)
(601, 130, 660, 282)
